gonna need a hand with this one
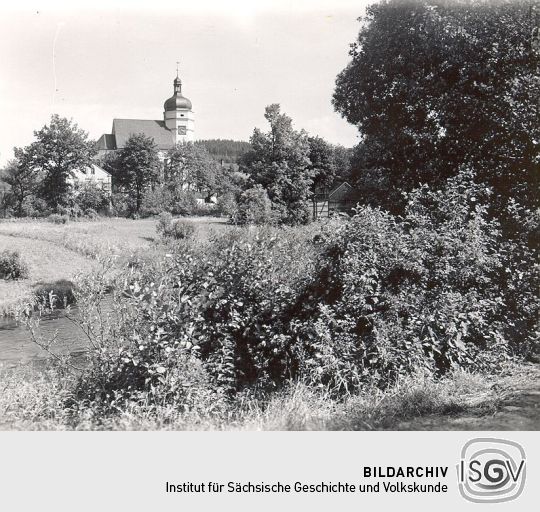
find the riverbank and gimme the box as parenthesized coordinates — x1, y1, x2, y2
(0, 234, 97, 315)
(0, 216, 229, 315)
(0, 361, 537, 430)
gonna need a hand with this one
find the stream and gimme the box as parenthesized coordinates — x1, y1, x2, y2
(0, 308, 88, 369)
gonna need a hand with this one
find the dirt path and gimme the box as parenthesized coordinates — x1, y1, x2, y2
(395, 365, 540, 430)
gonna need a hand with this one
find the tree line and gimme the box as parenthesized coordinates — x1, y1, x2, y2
(0, 112, 352, 221)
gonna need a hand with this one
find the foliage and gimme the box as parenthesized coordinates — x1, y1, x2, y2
(241, 104, 314, 225)
(0, 159, 40, 217)
(64, 168, 537, 407)
(106, 134, 160, 213)
(34, 280, 76, 309)
(198, 139, 252, 164)
(47, 213, 70, 224)
(165, 142, 225, 198)
(155, 212, 173, 236)
(232, 185, 274, 225)
(216, 191, 238, 218)
(13, 115, 96, 210)
(170, 190, 200, 216)
(307, 136, 337, 191)
(156, 213, 195, 240)
(111, 192, 135, 217)
(74, 181, 110, 213)
(141, 185, 172, 216)
(0, 250, 29, 280)
(334, 0, 539, 213)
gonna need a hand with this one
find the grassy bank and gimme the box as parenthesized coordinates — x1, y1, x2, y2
(0, 235, 96, 315)
(1, 362, 534, 431)
(0, 217, 229, 259)
(0, 217, 229, 315)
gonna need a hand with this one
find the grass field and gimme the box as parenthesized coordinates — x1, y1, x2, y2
(0, 216, 229, 315)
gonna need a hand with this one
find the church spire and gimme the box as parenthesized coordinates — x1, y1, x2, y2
(174, 61, 182, 94)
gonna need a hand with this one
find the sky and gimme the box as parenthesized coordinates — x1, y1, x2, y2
(0, 0, 369, 165)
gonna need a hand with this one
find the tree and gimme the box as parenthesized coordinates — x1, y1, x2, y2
(109, 134, 160, 214)
(74, 181, 110, 213)
(165, 142, 223, 199)
(241, 104, 314, 225)
(14, 115, 96, 210)
(333, 0, 540, 214)
(307, 136, 337, 191)
(0, 159, 40, 216)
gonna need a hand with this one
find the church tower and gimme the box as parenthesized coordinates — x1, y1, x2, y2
(163, 70, 195, 143)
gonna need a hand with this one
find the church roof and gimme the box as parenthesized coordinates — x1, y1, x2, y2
(96, 133, 116, 150)
(112, 119, 175, 150)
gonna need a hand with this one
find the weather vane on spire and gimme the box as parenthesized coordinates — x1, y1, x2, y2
(176, 61, 180, 78)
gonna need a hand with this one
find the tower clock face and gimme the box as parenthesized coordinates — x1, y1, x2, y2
(178, 126, 187, 135)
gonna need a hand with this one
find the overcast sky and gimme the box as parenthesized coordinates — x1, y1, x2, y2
(0, 0, 369, 165)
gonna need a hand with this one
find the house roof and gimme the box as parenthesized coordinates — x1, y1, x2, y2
(328, 182, 354, 198)
(71, 163, 111, 179)
(111, 119, 175, 150)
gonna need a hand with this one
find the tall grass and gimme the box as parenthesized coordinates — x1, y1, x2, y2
(0, 364, 514, 431)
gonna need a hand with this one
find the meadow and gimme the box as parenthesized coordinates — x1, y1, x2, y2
(0, 216, 228, 314)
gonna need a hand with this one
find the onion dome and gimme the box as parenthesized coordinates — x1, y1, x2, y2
(164, 76, 192, 111)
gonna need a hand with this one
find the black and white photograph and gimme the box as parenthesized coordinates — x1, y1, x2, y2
(0, 0, 538, 436)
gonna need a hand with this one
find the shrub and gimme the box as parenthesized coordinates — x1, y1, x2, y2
(47, 213, 69, 224)
(141, 186, 172, 217)
(216, 191, 238, 218)
(170, 190, 199, 216)
(111, 192, 135, 217)
(156, 213, 195, 240)
(156, 212, 173, 236)
(74, 182, 110, 213)
(34, 280, 76, 308)
(0, 250, 29, 280)
(20, 196, 50, 217)
(54, 169, 538, 413)
(233, 185, 274, 225)
(84, 208, 100, 220)
(168, 220, 195, 240)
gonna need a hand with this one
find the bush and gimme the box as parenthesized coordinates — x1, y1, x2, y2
(0, 250, 29, 280)
(20, 196, 50, 217)
(156, 212, 173, 236)
(53, 170, 538, 414)
(216, 191, 238, 218)
(170, 190, 199, 216)
(141, 186, 172, 217)
(168, 220, 195, 240)
(47, 213, 69, 224)
(233, 185, 274, 225)
(74, 182, 110, 213)
(111, 192, 135, 217)
(34, 280, 76, 308)
(84, 208, 100, 220)
(156, 213, 195, 240)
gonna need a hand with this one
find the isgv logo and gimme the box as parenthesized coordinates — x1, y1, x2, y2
(457, 438, 526, 503)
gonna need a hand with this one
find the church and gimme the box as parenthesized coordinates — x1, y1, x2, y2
(96, 71, 195, 157)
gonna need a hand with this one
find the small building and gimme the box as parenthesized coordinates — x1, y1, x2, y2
(311, 182, 360, 219)
(68, 163, 112, 194)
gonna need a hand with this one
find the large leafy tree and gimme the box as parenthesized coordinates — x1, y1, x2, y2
(307, 136, 337, 191)
(14, 115, 96, 209)
(165, 142, 225, 199)
(110, 133, 160, 213)
(333, 0, 540, 213)
(241, 104, 314, 224)
(0, 159, 40, 216)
